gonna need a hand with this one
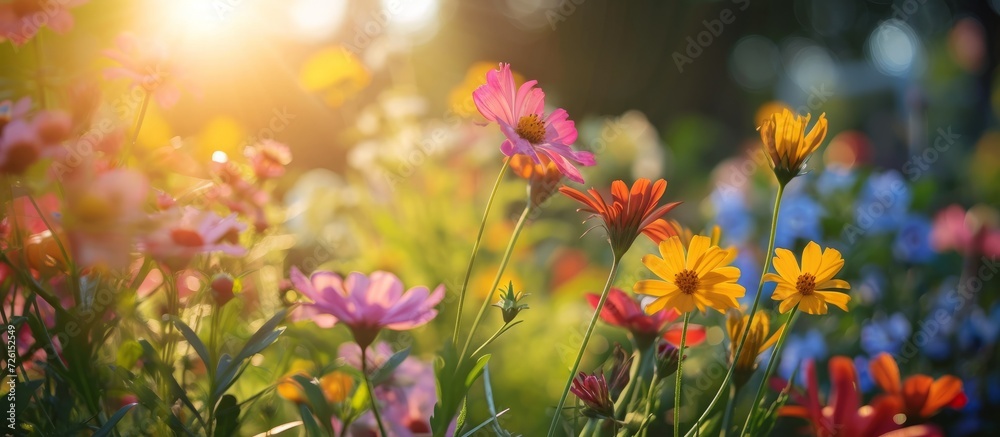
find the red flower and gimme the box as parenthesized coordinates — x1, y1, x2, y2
(570, 371, 614, 419)
(586, 288, 705, 347)
(780, 358, 900, 437)
(869, 352, 967, 421)
(559, 178, 680, 259)
(780, 356, 960, 437)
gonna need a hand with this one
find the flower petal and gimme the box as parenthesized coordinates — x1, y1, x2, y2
(921, 376, 965, 417)
(868, 353, 901, 394)
(801, 241, 822, 275)
(771, 248, 801, 281)
(685, 235, 712, 271)
(816, 290, 850, 312)
(634, 279, 679, 297)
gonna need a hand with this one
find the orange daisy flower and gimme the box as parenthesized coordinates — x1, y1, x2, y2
(559, 178, 681, 259)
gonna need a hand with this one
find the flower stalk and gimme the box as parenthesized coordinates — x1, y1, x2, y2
(452, 160, 510, 346)
(687, 181, 786, 437)
(740, 305, 798, 436)
(672, 313, 691, 437)
(546, 257, 620, 437)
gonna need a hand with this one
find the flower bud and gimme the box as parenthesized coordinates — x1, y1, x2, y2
(491, 281, 529, 324)
(655, 340, 682, 379)
(211, 273, 241, 306)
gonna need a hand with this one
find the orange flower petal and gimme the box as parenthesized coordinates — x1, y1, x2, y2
(902, 375, 934, 417)
(920, 375, 965, 417)
(868, 352, 901, 394)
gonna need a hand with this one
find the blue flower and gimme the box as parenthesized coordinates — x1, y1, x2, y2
(854, 355, 876, 393)
(778, 329, 827, 386)
(711, 187, 754, 244)
(893, 215, 935, 263)
(861, 313, 912, 356)
(853, 170, 911, 234)
(855, 267, 887, 304)
(816, 165, 856, 196)
(775, 190, 825, 248)
(957, 305, 1000, 354)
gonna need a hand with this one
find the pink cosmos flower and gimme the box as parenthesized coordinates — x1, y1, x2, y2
(208, 161, 270, 231)
(0, 0, 88, 46)
(103, 33, 190, 108)
(587, 287, 706, 347)
(1, 97, 75, 174)
(930, 204, 1000, 257)
(338, 341, 450, 437)
(248, 140, 292, 180)
(472, 63, 595, 183)
(64, 169, 149, 269)
(141, 207, 247, 271)
(0, 117, 40, 173)
(290, 267, 444, 348)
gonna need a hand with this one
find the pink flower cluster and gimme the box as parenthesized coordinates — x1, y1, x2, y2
(0, 97, 73, 174)
(0, 0, 88, 46)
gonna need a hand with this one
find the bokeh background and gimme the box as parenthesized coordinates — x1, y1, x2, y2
(6, 0, 1000, 435)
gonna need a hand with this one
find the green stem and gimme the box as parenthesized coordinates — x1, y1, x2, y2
(118, 90, 150, 167)
(26, 194, 79, 305)
(638, 365, 661, 437)
(613, 344, 651, 419)
(673, 313, 691, 437)
(361, 347, 388, 437)
(207, 307, 222, 437)
(546, 258, 621, 437)
(720, 384, 737, 437)
(739, 306, 797, 436)
(686, 182, 785, 437)
(451, 160, 510, 346)
(470, 320, 521, 358)
(459, 202, 531, 361)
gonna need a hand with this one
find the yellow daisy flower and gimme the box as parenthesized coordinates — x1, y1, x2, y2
(759, 109, 828, 184)
(726, 309, 784, 388)
(764, 241, 851, 315)
(634, 235, 745, 314)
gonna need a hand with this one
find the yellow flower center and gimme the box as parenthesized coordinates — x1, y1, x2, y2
(675, 270, 700, 295)
(516, 114, 546, 144)
(796, 273, 817, 296)
(75, 194, 112, 224)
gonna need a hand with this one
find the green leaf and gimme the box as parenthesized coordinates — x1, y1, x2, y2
(213, 353, 237, 398)
(482, 364, 509, 436)
(369, 346, 411, 385)
(233, 309, 287, 364)
(298, 403, 323, 437)
(291, 374, 335, 435)
(214, 395, 240, 437)
(173, 318, 210, 367)
(456, 397, 468, 435)
(458, 408, 510, 437)
(465, 354, 490, 388)
(92, 402, 138, 437)
(753, 364, 799, 436)
(138, 340, 207, 428)
(431, 343, 492, 437)
(349, 378, 371, 422)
